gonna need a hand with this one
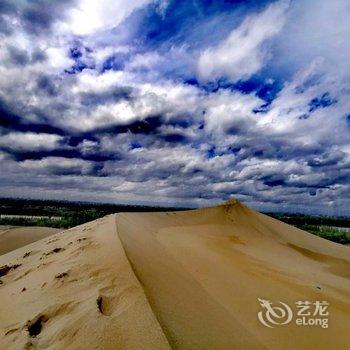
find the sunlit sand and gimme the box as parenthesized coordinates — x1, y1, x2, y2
(1, 200, 349, 349)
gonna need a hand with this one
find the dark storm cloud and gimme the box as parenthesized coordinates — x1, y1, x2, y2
(0, 99, 66, 135)
(1, 147, 120, 163)
(307, 151, 345, 167)
(88, 116, 163, 135)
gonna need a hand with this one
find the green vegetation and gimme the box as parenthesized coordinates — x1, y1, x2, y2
(0, 198, 188, 229)
(268, 212, 350, 244)
(0, 212, 101, 229)
(300, 225, 350, 244)
(268, 213, 350, 229)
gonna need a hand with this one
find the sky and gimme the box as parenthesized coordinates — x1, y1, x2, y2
(0, 0, 349, 215)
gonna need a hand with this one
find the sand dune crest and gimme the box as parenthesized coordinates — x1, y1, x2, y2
(0, 202, 349, 349)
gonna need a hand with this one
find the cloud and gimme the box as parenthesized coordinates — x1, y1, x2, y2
(0, 0, 76, 36)
(0, 132, 62, 152)
(0, 0, 349, 215)
(272, 0, 350, 77)
(63, 0, 155, 35)
(203, 89, 262, 134)
(19, 157, 99, 176)
(197, 1, 289, 82)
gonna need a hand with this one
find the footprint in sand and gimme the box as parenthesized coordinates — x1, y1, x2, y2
(0, 264, 22, 278)
(40, 247, 65, 260)
(55, 272, 68, 279)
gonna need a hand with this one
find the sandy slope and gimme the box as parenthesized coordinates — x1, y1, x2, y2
(0, 200, 349, 349)
(117, 200, 350, 350)
(0, 226, 62, 256)
(0, 216, 169, 349)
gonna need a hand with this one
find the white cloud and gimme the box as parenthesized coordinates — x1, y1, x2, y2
(63, 0, 153, 35)
(258, 58, 350, 149)
(126, 52, 165, 70)
(62, 71, 203, 131)
(197, 1, 289, 82)
(204, 89, 262, 134)
(0, 132, 62, 151)
(20, 157, 95, 175)
(274, 0, 350, 75)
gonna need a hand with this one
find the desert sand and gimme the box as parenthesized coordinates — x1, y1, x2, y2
(0, 226, 62, 256)
(0, 200, 349, 349)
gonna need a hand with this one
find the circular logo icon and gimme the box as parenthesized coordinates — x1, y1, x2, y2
(258, 298, 293, 328)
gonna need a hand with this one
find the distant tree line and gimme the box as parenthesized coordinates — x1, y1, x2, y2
(0, 198, 349, 244)
(267, 212, 350, 228)
(0, 198, 189, 229)
(267, 212, 350, 244)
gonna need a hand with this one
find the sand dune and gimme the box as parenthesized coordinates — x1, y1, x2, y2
(0, 217, 169, 349)
(0, 200, 349, 349)
(0, 226, 62, 256)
